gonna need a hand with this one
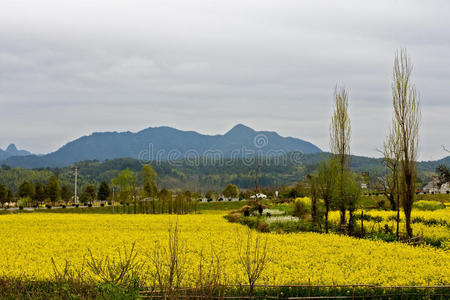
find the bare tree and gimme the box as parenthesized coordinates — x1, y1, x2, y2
(330, 86, 352, 229)
(195, 240, 225, 298)
(85, 242, 144, 286)
(148, 221, 187, 295)
(237, 228, 269, 299)
(391, 49, 421, 238)
(382, 123, 402, 239)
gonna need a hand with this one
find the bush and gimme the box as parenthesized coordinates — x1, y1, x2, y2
(226, 213, 242, 223)
(18, 206, 23, 210)
(268, 219, 313, 233)
(376, 199, 386, 209)
(366, 232, 397, 243)
(256, 220, 270, 233)
(413, 200, 445, 211)
(88, 203, 93, 207)
(354, 214, 383, 223)
(239, 217, 259, 229)
(18, 197, 32, 208)
(292, 198, 309, 218)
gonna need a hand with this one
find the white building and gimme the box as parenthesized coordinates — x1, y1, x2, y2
(250, 193, 267, 199)
(440, 182, 450, 194)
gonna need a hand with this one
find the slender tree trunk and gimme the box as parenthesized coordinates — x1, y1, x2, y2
(404, 205, 412, 238)
(388, 193, 396, 211)
(339, 206, 346, 229)
(312, 197, 318, 229)
(348, 209, 354, 234)
(396, 197, 400, 240)
(404, 175, 414, 238)
(361, 211, 364, 236)
(339, 168, 346, 229)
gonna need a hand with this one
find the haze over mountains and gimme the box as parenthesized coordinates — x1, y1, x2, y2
(1, 124, 322, 169)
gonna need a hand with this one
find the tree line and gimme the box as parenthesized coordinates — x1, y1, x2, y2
(301, 50, 422, 239)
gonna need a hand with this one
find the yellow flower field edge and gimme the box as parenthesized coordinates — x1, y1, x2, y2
(327, 208, 450, 248)
(0, 213, 449, 289)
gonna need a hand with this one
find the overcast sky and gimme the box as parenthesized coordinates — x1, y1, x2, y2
(1, 0, 449, 161)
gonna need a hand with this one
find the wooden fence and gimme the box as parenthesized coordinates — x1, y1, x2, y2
(139, 284, 450, 299)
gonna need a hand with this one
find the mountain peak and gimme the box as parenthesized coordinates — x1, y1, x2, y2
(226, 124, 255, 135)
(3, 144, 31, 157)
(6, 144, 18, 153)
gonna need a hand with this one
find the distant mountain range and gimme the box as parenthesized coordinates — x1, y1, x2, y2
(0, 144, 31, 161)
(0, 124, 322, 168)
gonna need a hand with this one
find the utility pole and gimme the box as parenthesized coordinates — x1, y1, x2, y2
(74, 167, 78, 204)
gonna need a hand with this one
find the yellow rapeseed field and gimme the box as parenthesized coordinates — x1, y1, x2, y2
(0, 213, 449, 286)
(328, 209, 450, 248)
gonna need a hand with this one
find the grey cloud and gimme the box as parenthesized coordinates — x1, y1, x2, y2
(0, 0, 449, 159)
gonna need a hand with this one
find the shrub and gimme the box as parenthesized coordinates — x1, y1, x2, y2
(366, 232, 397, 243)
(233, 205, 252, 214)
(354, 214, 383, 223)
(292, 198, 309, 218)
(239, 217, 259, 229)
(18, 197, 32, 208)
(256, 220, 270, 233)
(226, 213, 242, 223)
(413, 200, 445, 211)
(268, 219, 313, 233)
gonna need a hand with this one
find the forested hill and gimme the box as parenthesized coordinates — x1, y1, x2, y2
(1, 153, 448, 193)
(0, 124, 321, 168)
